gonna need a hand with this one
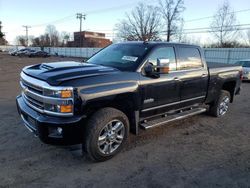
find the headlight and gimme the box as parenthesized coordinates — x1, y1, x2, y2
(44, 104, 73, 113)
(43, 87, 74, 114)
(44, 88, 73, 98)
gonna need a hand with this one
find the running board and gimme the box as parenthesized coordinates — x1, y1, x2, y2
(140, 107, 207, 130)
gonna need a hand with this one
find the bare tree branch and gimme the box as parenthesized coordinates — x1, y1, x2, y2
(158, 0, 185, 42)
(210, 1, 239, 47)
(116, 3, 161, 41)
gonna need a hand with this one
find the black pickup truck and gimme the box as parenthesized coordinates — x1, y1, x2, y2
(16, 42, 242, 161)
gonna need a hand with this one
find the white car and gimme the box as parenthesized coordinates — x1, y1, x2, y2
(235, 60, 250, 80)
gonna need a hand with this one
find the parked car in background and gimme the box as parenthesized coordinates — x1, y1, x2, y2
(28, 50, 50, 58)
(235, 60, 250, 80)
(9, 48, 33, 56)
(9, 49, 21, 56)
(17, 49, 36, 57)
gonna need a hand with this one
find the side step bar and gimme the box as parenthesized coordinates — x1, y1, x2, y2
(140, 107, 207, 130)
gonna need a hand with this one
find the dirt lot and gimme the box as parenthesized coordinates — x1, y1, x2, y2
(0, 52, 249, 188)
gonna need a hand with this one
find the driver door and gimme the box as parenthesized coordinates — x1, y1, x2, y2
(139, 46, 181, 118)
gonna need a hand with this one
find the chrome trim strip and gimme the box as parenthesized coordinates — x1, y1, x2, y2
(23, 93, 43, 109)
(21, 78, 43, 92)
(21, 72, 73, 91)
(142, 96, 206, 112)
(141, 108, 207, 129)
(21, 81, 73, 105)
(20, 114, 36, 133)
(20, 72, 74, 117)
(22, 92, 44, 113)
(22, 93, 74, 117)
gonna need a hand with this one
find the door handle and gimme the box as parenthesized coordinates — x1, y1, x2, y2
(201, 74, 207, 78)
(173, 77, 180, 81)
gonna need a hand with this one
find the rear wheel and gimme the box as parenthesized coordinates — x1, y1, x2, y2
(209, 90, 231, 117)
(83, 108, 129, 162)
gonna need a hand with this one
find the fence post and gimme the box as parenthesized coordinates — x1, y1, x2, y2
(227, 49, 231, 64)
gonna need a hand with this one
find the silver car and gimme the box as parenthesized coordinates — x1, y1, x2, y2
(235, 60, 250, 80)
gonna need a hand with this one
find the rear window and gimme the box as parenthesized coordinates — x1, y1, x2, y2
(178, 47, 203, 70)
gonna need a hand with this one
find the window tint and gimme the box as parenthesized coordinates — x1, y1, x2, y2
(178, 48, 203, 70)
(236, 61, 250, 67)
(147, 47, 176, 71)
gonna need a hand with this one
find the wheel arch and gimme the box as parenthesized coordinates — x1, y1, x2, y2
(221, 80, 236, 102)
(82, 93, 140, 135)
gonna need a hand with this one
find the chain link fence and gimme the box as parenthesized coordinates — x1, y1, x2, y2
(0, 46, 102, 58)
(204, 48, 250, 64)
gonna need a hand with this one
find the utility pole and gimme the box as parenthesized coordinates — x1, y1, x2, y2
(76, 13, 86, 47)
(0, 21, 2, 33)
(22, 25, 31, 46)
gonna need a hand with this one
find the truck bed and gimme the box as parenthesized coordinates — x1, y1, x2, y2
(207, 62, 242, 75)
(207, 62, 240, 68)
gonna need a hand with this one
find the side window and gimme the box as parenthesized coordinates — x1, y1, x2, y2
(147, 47, 177, 71)
(178, 48, 203, 70)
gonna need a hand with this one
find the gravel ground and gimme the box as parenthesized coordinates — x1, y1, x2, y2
(0, 52, 250, 188)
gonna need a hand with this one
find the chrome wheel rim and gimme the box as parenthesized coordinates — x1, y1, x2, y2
(219, 96, 230, 116)
(98, 120, 125, 155)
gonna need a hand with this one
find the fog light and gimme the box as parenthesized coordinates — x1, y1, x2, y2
(57, 127, 63, 135)
(48, 127, 63, 138)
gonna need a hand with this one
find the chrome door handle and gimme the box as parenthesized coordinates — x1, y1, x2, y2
(173, 77, 180, 81)
(201, 74, 207, 78)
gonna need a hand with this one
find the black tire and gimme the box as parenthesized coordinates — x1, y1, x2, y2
(209, 90, 231, 117)
(83, 107, 129, 162)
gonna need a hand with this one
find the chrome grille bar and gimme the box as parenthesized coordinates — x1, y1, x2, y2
(20, 72, 74, 117)
(20, 81, 73, 106)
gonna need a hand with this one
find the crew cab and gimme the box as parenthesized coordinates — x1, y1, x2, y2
(16, 42, 242, 161)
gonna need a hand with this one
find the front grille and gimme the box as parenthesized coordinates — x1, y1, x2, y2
(20, 72, 74, 117)
(21, 78, 43, 95)
(23, 93, 44, 110)
(20, 74, 45, 113)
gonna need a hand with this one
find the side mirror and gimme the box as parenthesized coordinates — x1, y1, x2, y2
(144, 59, 170, 78)
(144, 64, 160, 78)
(157, 58, 170, 74)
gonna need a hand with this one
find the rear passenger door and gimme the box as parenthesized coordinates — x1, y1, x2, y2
(176, 47, 208, 106)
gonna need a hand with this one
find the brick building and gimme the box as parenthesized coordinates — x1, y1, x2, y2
(68, 31, 111, 48)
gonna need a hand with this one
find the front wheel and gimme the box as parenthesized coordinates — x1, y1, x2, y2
(209, 90, 231, 117)
(83, 108, 129, 162)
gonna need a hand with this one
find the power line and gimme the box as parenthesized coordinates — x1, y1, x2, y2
(29, 3, 137, 28)
(30, 15, 75, 28)
(186, 8, 250, 22)
(28, 0, 156, 28)
(182, 23, 250, 31)
(184, 27, 250, 34)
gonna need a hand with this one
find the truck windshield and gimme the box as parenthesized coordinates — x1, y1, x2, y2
(87, 43, 149, 71)
(236, 61, 250, 67)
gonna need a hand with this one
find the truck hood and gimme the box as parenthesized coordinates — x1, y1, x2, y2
(23, 61, 120, 86)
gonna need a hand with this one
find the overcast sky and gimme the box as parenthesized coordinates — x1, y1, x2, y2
(0, 0, 250, 44)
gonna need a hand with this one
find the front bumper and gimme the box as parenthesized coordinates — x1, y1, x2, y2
(16, 95, 86, 145)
